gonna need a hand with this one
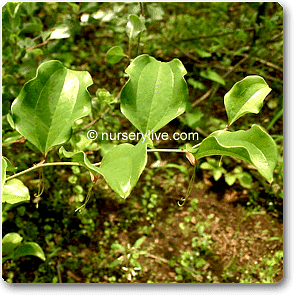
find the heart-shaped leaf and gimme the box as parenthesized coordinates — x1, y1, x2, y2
(224, 76, 271, 126)
(2, 233, 46, 262)
(189, 124, 277, 183)
(106, 46, 127, 64)
(120, 54, 188, 134)
(126, 14, 146, 40)
(99, 140, 148, 199)
(11, 60, 93, 155)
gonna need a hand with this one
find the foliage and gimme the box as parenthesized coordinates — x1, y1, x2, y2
(2, 2, 283, 283)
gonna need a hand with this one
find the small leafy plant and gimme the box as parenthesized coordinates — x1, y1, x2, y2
(3, 58, 277, 204)
(2, 9, 279, 270)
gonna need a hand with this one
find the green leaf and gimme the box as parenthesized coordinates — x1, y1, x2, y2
(237, 172, 252, 189)
(147, 3, 164, 21)
(2, 179, 30, 204)
(96, 88, 116, 105)
(11, 60, 93, 154)
(106, 46, 127, 64)
(187, 78, 206, 90)
(2, 157, 8, 188)
(5, 2, 21, 18)
(126, 14, 146, 40)
(224, 173, 237, 186)
(133, 236, 146, 249)
(2, 233, 23, 255)
(120, 54, 188, 134)
(213, 168, 224, 181)
(59, 146, 101, 176)
(2, 232, 23, 263)
(224, 76, 271, 126)
(200, 69, 225, 85)
(99, 140, 148, 199)
(2, 157, 16, 188)
(49, 24, 71, 39)
(189, 125, 277, 183)
(12, 242, 46, 261)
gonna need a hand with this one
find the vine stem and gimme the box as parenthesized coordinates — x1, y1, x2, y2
(5, 148, 188, 182)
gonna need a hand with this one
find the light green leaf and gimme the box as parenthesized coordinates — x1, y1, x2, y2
(106, 46, 127, 64)
(187, 78, 206, 90)
(11, 60, 93, 154)
(133, 236, 146, 249)
(200, 69, 225, 85)
(2, 233, 23, 255)
(12, 242, 46, 261)
(237, 172, 252, 189)
(224, 173, 237, 186)
(213, 169, 224, 181)
(2, 157, 8, 188)
(120, 54, 188, 134)
(2, 232, 23, 263)
(147, 3, 164, 21)
(126, 14, 146, 40)
(189, 125, 277, 183)
(2, 178, 30, 204)
(50, 24, 71, 39)
(5, 2, 21, 18)
(96, 88, 116, 105)
(59, 146, 101, 176)
(2, 157, 16, 188)
(99, 140, 148, 199)
(224, 75, 271, 126)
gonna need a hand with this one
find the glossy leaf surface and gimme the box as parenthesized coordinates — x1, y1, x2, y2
(224, 76, 271, 125)
(11, 60, 93, 154)
(189, 125, 277, 183)
(99, 141, 148, 199)
(12, 242, 46, 261)
(120, 54, 188, 134)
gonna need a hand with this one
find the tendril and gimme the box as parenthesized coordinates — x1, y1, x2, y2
(75, 179, 98, 213)
(34, 168, 45, 198)
(177, 165, 196, 207)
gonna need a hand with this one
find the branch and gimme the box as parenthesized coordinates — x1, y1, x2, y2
(4, 148, 188, 181)
(26, 38, 52, 52)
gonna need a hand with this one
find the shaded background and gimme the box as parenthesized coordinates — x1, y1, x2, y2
(2, 2, 283, 283)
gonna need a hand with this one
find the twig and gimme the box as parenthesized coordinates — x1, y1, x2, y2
(2, 136, 26, 147)
(26, 38, 52, 52)
(57, 261, 63, 283)
(73, 107, 110, 134)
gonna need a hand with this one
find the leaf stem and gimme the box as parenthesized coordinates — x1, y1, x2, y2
(5, 162, 83, 182)
(147, 148, 187, 153)
(5, 148, 187, 181)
